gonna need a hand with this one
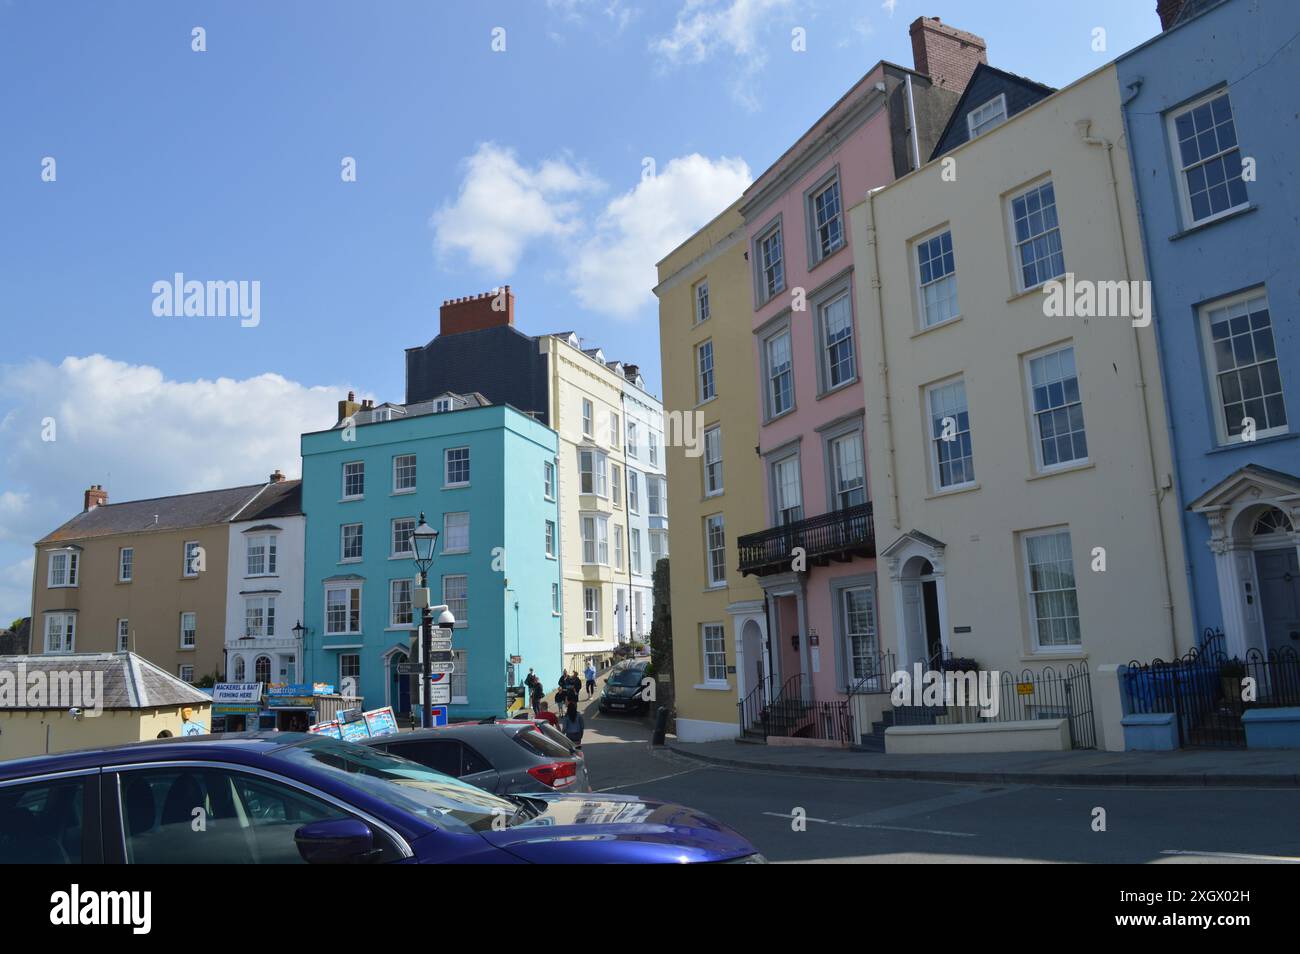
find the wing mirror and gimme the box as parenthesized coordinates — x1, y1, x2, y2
(294, 818, 381, 864)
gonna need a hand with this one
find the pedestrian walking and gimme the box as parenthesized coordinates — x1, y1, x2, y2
(562, 703, 585, 749)
(584, 662, 597, 699)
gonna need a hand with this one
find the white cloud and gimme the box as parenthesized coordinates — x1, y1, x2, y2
(431, 143, 602, 275)
(567, 154, 752, 318)
(882, 0, 898, 16)
(650, 0, 796, 110)
(0, 354, 354, 621)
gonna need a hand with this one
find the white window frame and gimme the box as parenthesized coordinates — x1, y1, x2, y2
(245, 532, 278, 577)
(390, 517, 415, 558)
(339, 653, 360, 688)
(650, 529, 667, 567)
(389, 578, 413, 628)
(545, 520, 556, 558)
(118, 547, 133, 583)
(179, 664, 194, 684)
(243, 596, 276, 638)
(325, 583, 362, 635)
(696, 341, 715, 404)
(705, 513, 726, 588)
(611, 464, 622, 509)
(1024, 343, 1090, 473)
(580, 515, 609, 566)
(627, 421, 640, 457)
(966, 93, 1008, 139)
(764, 327, 794, 420)
(770, 453, 804, 526)
(582, 398, 594, 439)
(443, 574, 468, 627)
(180, 611, 197, 649)
(578, 448, 609, 497)
(543, 460, 555, 500)
(609, 411, 620, 449)
(695, 280, 710, 323)
(392, 453, 417, 494)
(443, 447, 470, 488)
(1007, 178, 1065, 293)
(817, 290, 856, 392)
(703, 425, 723, 497)
(1166, 88, 1250, 229)
(43, 612, 76, 653)
(702, 623, 728, 685)
(583, 586, 601, 637)
(1199, 288, 1289, 446)
(755, 220, 786, 303)
(926, 376, 976, 492)
(829, 430, 867, 511)
(341, 523, 364, 562)
(342, 460, 365, 500)
(442, 512, 470, 554)
(630, 528, 642, 576)
(649, 431, 658, 466)
(183, 541, 202, 579)
(807, 173, 845, 264)
(1022, 528, 1082, 652)
(551, 582, 561, 616)
(115, 618, 129, 652)
(647, 476, 664, 517)
(628, 470, 639, 514)
(613, 524, 624, 570)
(47, 549, 79, 588)
(913, 225, 960, 330)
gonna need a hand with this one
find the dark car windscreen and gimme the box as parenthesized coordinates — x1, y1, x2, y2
(511, 727, 574, 760)
(271, 735, 517, 834)
(609, 668, 645, 687)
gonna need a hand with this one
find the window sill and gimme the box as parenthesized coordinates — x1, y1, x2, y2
(546, 554, 557, 561)
(816, 378, 860, 402)
(388, 554, 415, 561)
(763, 407, 797, 426)
(695, 396, 718, 411)
(1021, 650, 1087, 663)
(339, 497, 364, 504)
(925, 482, 981, 501)
(178, 646, 196, 653)
(1206, 430, 1296, 454)
(391, 489, 416, 496)
(442, 483, 470, 491)
(1169, 202, 1257, 241)
(1006, 283, 1053, 305)
(47, 584, 79, 589)
(339, 559, 363, 566)
(694, 682, 732, 691)
(703, 583, 728, 593)
(1025, 461, 1094, 482)
(912, 314, 963, 339)
(442, 549, 469, 556)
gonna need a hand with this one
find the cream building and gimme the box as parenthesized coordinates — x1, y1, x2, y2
(848, 63, 1195, 716)
(654, 200, 767, 741)
(541, 333, 665, 672)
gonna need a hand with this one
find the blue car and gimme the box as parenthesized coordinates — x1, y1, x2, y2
(0, 733, 764, 864)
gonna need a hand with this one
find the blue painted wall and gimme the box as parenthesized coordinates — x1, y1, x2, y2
(301, 405, 560, 718)
(1116, 0, 1300, 638)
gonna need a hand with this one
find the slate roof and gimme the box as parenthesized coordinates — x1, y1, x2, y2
(929, 62, 1056, 161)
(37, 483, 266, 544)
(232, 480, 303, 522)
(0, 652, 212, 710)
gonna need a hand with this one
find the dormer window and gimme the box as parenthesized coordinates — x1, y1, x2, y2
(967, 93, 1007, 138)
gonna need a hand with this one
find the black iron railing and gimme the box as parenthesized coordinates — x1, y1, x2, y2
(845, 650, 896, 695)
(737, 503, 875, 577)
(891, 664, 1097, 749)
(1125, 645, 1300, 748)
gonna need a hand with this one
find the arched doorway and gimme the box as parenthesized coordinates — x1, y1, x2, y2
(899, 557, 944, 666)
(1243, 506, 1299, 655)
(254, 656, 271, 684)
(387, 649, 411, 715)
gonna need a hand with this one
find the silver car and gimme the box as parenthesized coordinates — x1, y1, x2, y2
(361, 723, 591, 795)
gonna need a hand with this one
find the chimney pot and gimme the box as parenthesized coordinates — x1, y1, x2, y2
(439, 286, 516, 337)
(84, 485, 108, 512)
(270, 469, 285, 483)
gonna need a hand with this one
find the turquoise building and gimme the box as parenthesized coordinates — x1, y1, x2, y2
(301, 393, 561, 719)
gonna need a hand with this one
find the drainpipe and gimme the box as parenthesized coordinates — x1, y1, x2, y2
(863, 188, 902, 531)
(904, 73, 921, 172)
(1076, 116, 1178, 659)
(1119, 76, 1202, 647)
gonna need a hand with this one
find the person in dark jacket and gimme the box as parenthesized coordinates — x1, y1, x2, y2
(561, 703, 584, 748)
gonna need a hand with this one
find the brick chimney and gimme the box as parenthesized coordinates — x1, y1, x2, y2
(439, 286, 515, 337)
(337, 390, 362, 425)
(84, 485, 108, 512)
(909, 17, 987, 96)
(269, 469, 285, 483)
(1157, 0, 1185, 29)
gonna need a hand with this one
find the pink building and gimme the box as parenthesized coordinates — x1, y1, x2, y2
(735, 19, 987, 735)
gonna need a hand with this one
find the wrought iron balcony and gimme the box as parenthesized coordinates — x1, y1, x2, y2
(737, 502, 875, 577)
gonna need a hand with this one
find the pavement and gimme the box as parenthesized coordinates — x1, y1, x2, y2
(667, 739, 1300, 787)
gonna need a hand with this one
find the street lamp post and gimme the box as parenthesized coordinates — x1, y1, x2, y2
(411, 512, 440, 730)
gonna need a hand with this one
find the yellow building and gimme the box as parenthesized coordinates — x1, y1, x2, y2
(654, 201, 766, 741)
(0, 652, 215, 760)
(848, 63, 1194, 751)
(31, 484, 267, 683)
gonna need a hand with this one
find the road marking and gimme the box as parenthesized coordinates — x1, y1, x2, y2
(1161, 849, 1300, 863)
(761, 811, 975, 838)
(596, 766, 707, 792)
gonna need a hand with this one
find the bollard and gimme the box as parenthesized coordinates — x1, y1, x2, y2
(652, 706, 669, 746)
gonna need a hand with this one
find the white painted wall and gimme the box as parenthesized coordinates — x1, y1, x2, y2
(224, 511, 306, 684)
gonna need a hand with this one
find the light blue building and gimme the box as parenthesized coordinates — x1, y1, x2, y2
(301, 392, 561, 718)
(1117, 0, 1300, 661)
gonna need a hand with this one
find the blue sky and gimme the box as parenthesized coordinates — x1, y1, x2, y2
(0, 0, 1161, 622)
